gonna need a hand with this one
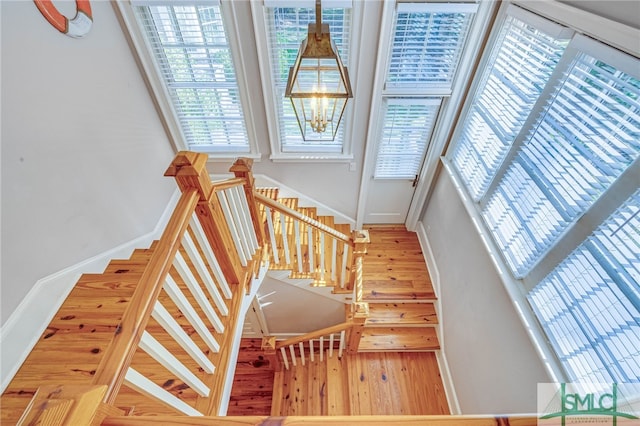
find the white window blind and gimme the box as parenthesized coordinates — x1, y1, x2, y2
(528, 189, 640, 389)
(451, 9, 571, 200)
(265, 6, 351, 151)
(482, 45, 640, 277)
(135, 4, 250, 152)
(372, 3, 475, 180)
(374, 99, 441, 179)
(387, 3, 477, 92)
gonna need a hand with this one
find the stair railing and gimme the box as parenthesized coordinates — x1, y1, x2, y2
(254, 193, 369, 292)
(18, 152, 264, 424)
(262, 322, 352, 371)
(260, 226, 370, 366)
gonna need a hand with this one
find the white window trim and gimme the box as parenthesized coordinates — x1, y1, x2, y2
(442, 0, 640, 386)
(250, 0, 361, 162)
(114, 1, 261, 161)
(356, 0, 495, 228)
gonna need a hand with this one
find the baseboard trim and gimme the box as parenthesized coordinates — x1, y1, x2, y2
(0, 189, 180, 394)
(416, 222, 461, 415)
(436, 349, 462, 415)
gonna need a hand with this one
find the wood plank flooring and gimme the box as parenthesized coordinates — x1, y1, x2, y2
(226, 339, 275, 416)
(272, 351, 448, 416)
(362, 225, 436, 301)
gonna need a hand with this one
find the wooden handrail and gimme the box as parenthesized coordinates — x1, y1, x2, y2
(102, 415, 539, 425)
(91, 189, 200, 404)
(254, 192, 352, 244)
(276, 321, 353, 349)
(210, 177, 247, 192)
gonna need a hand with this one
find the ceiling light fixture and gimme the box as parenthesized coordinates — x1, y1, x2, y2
(284, 0, 353, 141)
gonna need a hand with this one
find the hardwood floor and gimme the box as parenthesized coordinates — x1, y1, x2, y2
(362, 224, 436, 300)
(226, 339, 275, 416)
(231, 225, 448, 416)
(271, 351, 448, 416)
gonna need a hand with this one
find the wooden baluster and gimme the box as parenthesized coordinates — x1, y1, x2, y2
(294, 221, 303, 273)
(152, 301, 215, 374)
(165, 151, 243, 285)
(329, 333, 334, 358)
(91, 189, 199, 404)
(319, 231, 325, 282)
(280, 211, 291, 264)
(217, 189, 248, 266)
(299, 342, 305, 366)
(339, 330, 346, 358)
(307, 225, 314, 274)
(265, 206, 280, 264)
(347, 302, 369, 355)
(310, 339, 315, 362)
(230, 158, 265, 247)
(319, 336, 324, 362)
(189, 215, 232, 299)
(331, 238, 338, 283)
(280, 347, 290, 370)
(289, 344, 297, 367)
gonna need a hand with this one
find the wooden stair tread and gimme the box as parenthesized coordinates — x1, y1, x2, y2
(362, 285, 436, 301)
(358, 326, 439, 352)
(366, 302, 437, 326)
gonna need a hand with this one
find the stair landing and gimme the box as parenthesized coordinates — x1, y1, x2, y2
(362, 225, 436, 301)
(360, 225, 439, 352)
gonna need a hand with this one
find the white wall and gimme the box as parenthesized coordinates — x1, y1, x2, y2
(258, 275, 346, 334)
(1, 1, 176, 325)
(421, 171, 550, 414)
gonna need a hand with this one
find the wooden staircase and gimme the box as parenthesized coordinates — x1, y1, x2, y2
(255, 187, 353, 292)
(2, 153, 453, 424)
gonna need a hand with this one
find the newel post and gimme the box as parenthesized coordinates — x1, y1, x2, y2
(261, 336, 282, 372)
(165, 151, 243, 285)
(347, 302, 369, 354)
(17, 385, 122, 426)
(349, 229, 370, 293)
(229, 158, 266, 247)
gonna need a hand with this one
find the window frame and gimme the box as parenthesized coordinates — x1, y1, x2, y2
(115, 0, 261, 161)
(371, 1, 478, 181)
(444, 0, 640, 386)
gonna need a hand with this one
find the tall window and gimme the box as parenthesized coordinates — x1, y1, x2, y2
(448, 4, 640, 388)
(374, 3, 476, 179)
(132, 2, 255, 155)
(528, 190, 640, 390)
(261, 2, 352, 155)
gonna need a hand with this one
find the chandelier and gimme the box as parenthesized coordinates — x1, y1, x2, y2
(284, 0, 353, 141)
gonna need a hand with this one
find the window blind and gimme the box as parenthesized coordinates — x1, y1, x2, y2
(374, 99, 441, 179)
(482, 49, 640, 276)
(451, 12, 571, 200)
(386, 3, 476, 92)
(265, 6, 351, 150)
(135, 5, 250, 152)
(528, 189, 640, 390)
